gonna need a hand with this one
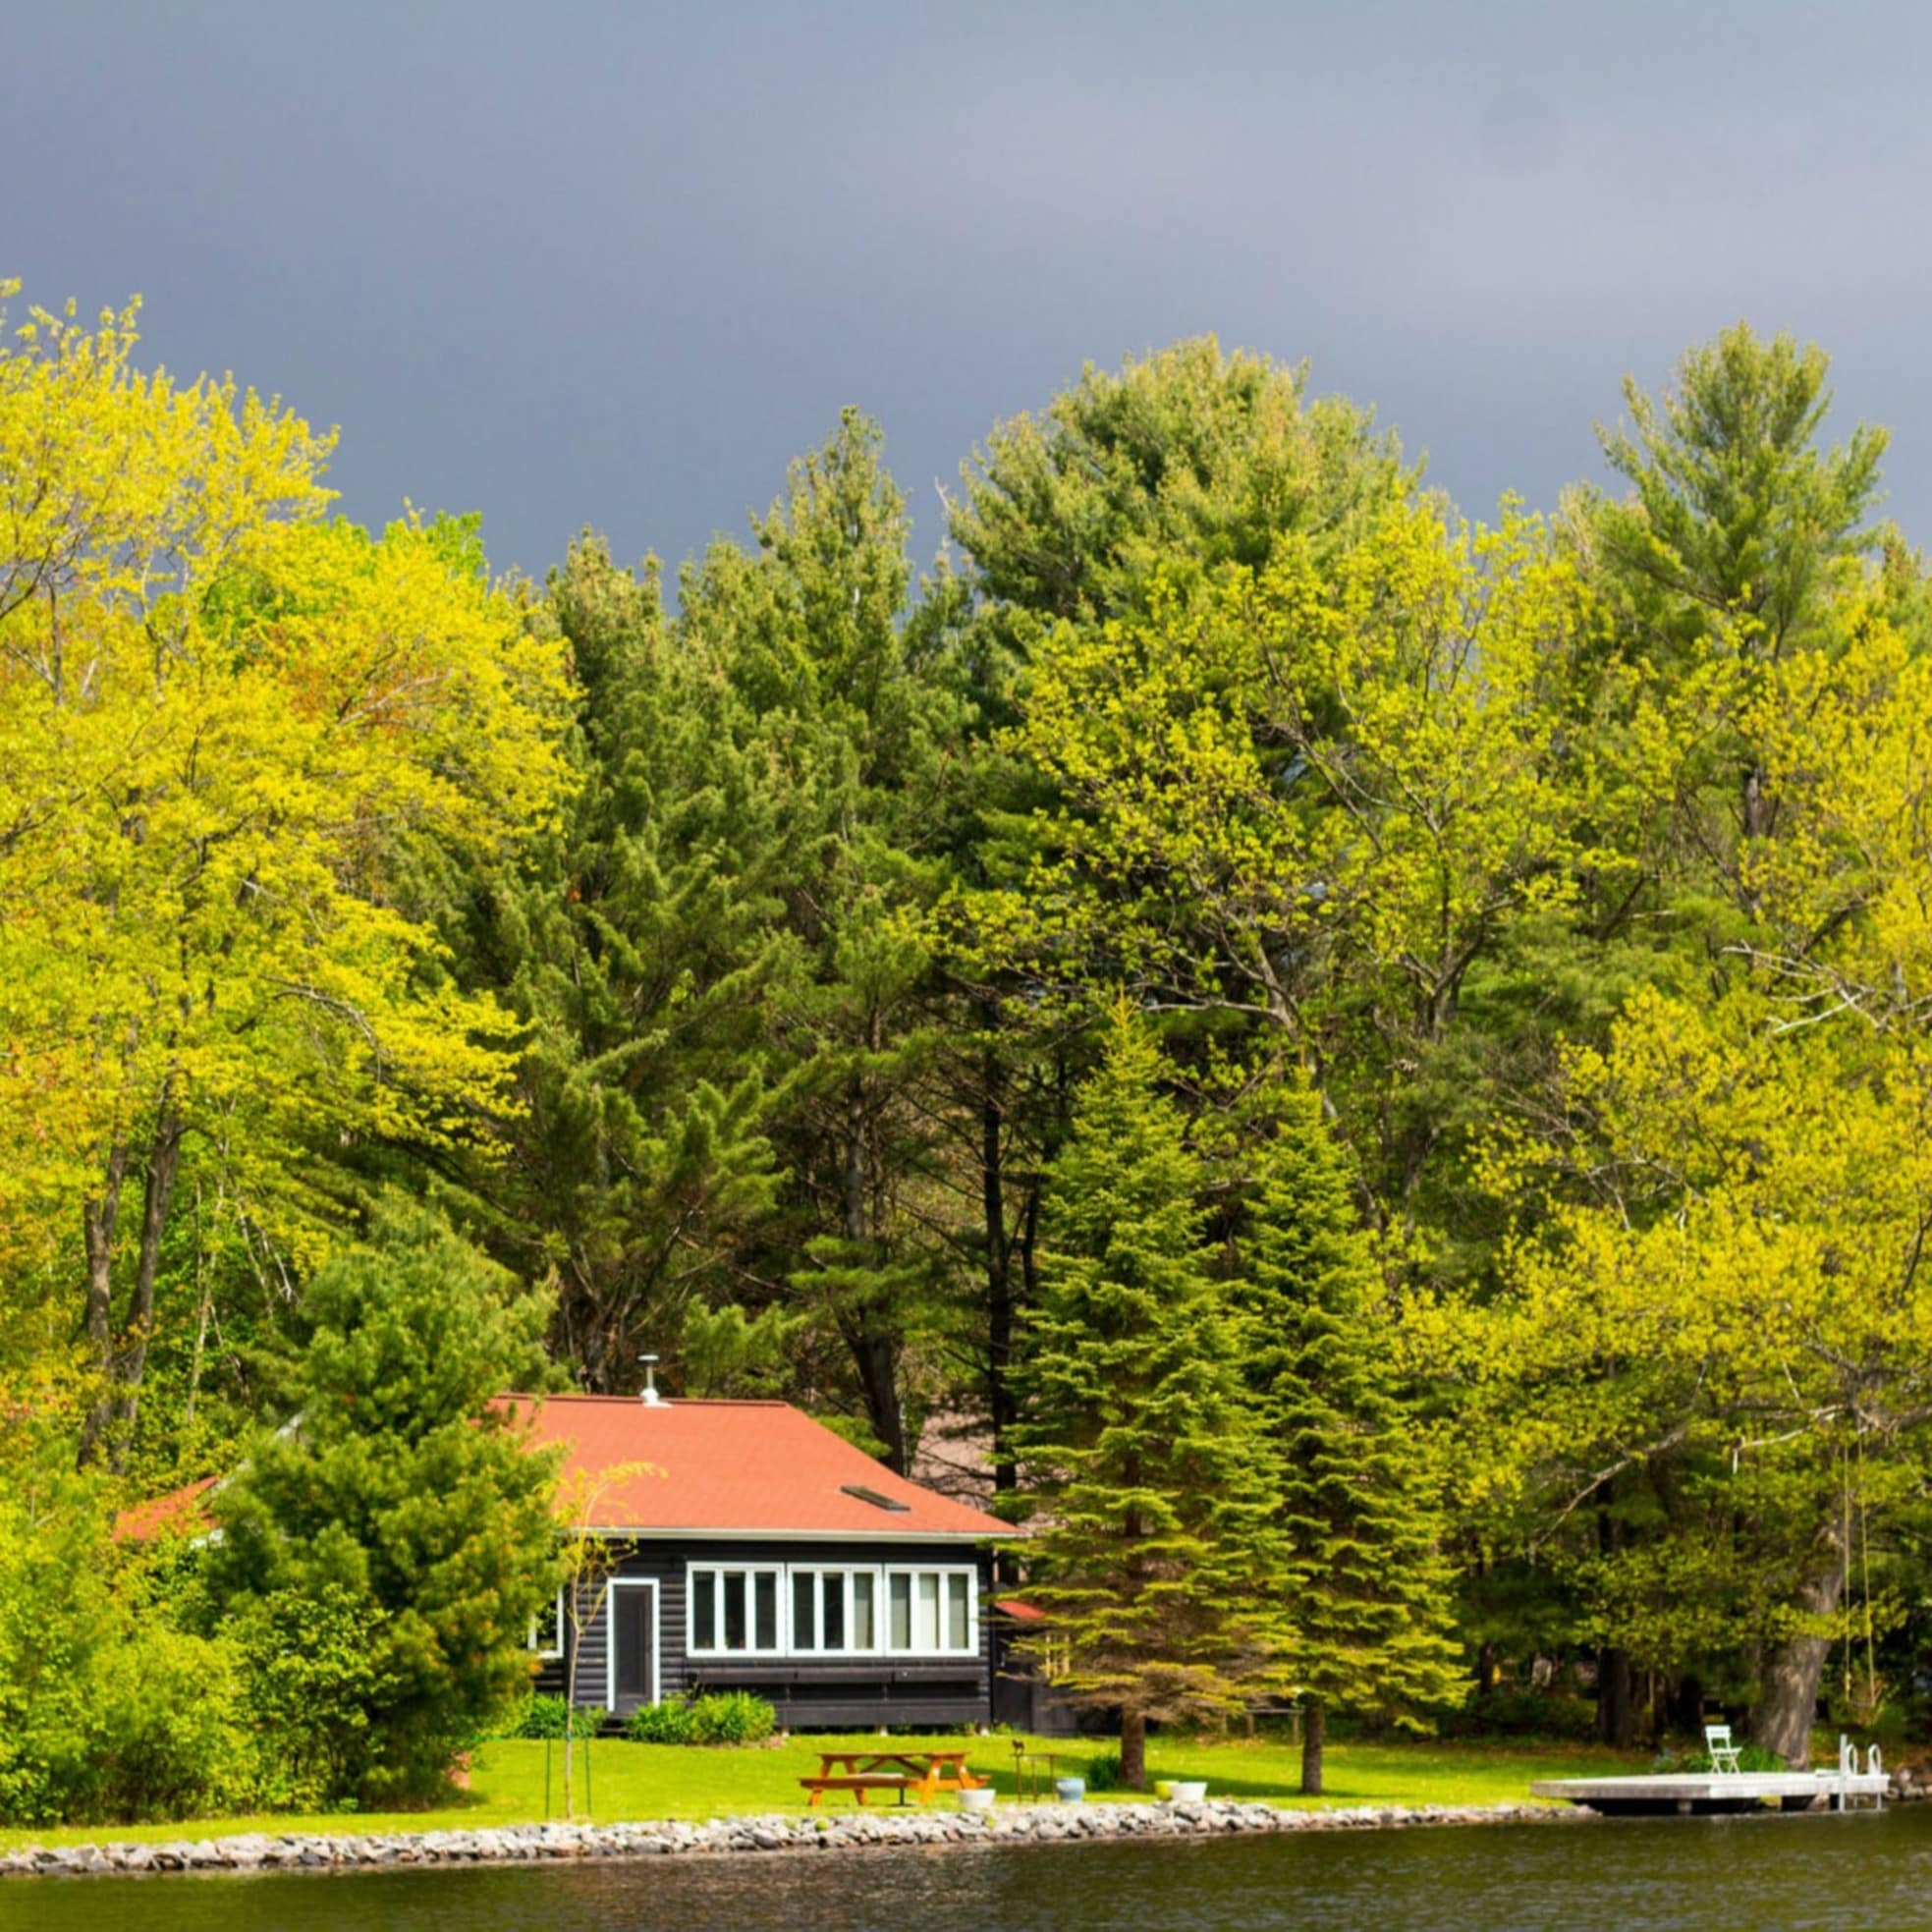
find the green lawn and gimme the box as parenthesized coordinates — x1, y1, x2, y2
(0, 1734, 1642, 1852)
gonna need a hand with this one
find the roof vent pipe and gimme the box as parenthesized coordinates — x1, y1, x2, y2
(638, 1353, 666, 1407)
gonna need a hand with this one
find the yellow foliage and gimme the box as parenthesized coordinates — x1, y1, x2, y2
(0, 286, 571, 1290)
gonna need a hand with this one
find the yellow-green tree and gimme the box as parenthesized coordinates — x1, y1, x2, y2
(0, 285, 571, 1465)
(1436, 596, 1932, 1760)
(955, 488, 1594, 1259)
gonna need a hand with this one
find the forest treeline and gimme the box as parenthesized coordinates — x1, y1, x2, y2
(7, 280, 1932, 1803)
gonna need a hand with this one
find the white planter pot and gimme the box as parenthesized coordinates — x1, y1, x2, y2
(1166, 1780, 1207, 1802)
(958, 1786, 997, 1813)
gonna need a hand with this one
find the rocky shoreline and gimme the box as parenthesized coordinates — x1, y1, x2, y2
(1, 1796, 1577, 1879)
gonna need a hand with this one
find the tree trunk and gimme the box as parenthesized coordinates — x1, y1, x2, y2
(1753, 1560, 1846, 1767)
(1300, 1698, 1326, 1796)
(981, 1044, 1016, 1500)
(1668, 1671, 1704, 1737)
(1597, 1647, 1636, 1749)
(852, 1322, 907, 1474)
(842, 1057, 909, 1473)
(77, 1140, 131, 1466)
(1119, 1707, 1147, 1791)
(107, 1102, 184, 1467)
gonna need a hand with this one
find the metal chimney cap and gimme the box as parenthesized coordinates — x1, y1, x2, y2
(638, 1353, 667, 1407)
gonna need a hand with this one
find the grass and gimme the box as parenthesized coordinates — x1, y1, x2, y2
(0, 1733, 1644, 1852)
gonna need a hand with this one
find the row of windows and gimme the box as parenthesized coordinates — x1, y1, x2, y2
(528, 1565, 981, 1660)
(689, 1564, 977, 1657)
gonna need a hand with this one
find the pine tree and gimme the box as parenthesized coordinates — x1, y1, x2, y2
(458, 534, 785, 1391)
(207, 1196, 561, 1803)
(1012, 1008, 1294, 1789)
(1229, 1081, 1462, 1794)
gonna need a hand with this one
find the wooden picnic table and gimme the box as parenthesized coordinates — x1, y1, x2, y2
(800, 1747, 985, 1807)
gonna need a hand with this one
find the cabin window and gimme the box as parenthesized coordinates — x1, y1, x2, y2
(528, 1587, 565, 1660)
(880, 1566, 977, 1656)
(688, 1566, 783, 1654)
(687, 1562, 975, 1657)
(790, 1568, 870, 1651)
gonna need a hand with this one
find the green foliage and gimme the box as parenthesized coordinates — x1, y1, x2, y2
(1589, 321, 1886, 671)
(1012, 1008, 1295, 1782)
(13, 293, 1932, 1808)
(952, 334, 1407, 628)
(624, 1699, 695, 1744)
(623, 1691, 777, 1746)
(1682, 1740, 1789, 1775)
(70, 1624, 256, 1825)
(1446, 1689, 1598, 1742)
(509, 1694, 599, 1740)
(206, 1195, 563, 1804)
(0, 1410, 254, 1827)
(687, 1690, 778, 1745)
(1228, 1081, 1463, 1739)
(464, 532, 785, 1393)
(233, 1585, 391, 1809)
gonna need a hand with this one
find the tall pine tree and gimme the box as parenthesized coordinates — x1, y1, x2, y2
(1229, 1080, 1462, 1794)
(1013, 1008, 1293, 1788)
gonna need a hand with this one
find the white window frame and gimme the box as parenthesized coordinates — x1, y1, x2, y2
(684, 1560, 979, 1660)
(888, 1565, 978, 1657)
(603, 1576, 662, 1710)
(685, 1563, 787, 1657)
(789, 1563, 884, 1656)
(528, 1585, 566, 1661)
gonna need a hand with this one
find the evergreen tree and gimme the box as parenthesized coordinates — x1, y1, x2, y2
(1227, 1082, 1462, 1794)
(679, 410, 966, 1468)
(1012, 1008, 1294, 1789)
(458, 535, 785, 1390)
(206, 1196, 560, 1803)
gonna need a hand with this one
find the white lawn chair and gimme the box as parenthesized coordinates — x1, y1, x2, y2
(1705, 1724, 1743, 1774)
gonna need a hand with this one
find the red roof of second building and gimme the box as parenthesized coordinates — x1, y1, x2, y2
(113, 1474, 219, 1543)
(499, 1395, 1015, 1540)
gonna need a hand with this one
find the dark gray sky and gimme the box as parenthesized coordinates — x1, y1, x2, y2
(9, 0, 1929, 581)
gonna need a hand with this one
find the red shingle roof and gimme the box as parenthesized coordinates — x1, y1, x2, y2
(115, 1397, 1016, 1544)
(114, 1475, 219, 1543)
(500, 1395, 1016, 1540)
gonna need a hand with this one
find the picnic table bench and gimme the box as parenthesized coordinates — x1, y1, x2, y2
(800, 1748, 984, 1807)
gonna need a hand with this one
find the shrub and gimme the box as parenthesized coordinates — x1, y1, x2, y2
(1447, 1687, 1597, 1741)
(514, 1693, 600, 1740)
(0, 1453, 256, 1827)
(1083, 1750, 1124, 1792)
(80, 1625, 257, 1824)
(689, 1690, 776, 1745)
(625, 1698, 695, 1744)
(1661, 1740, 1789, 1774)
(624, 1691, 776, 1745)
(234, 1584, 392, 1809)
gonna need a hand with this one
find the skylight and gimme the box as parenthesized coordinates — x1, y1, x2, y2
(841, 1483, 911, 1513)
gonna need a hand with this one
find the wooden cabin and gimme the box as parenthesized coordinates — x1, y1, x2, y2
(508, 1392, 1016, 1730)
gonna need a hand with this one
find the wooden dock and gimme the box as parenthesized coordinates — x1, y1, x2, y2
(1531, 1770, 1889, 1816)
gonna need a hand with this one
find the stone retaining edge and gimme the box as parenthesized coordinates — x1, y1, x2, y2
(1, 1797, 1578, 1879)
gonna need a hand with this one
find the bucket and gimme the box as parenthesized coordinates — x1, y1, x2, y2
(958, 1785, 996, 1813)
(1054, 1776, 1085, 1802)
(1167, 1780, 1207, 1801)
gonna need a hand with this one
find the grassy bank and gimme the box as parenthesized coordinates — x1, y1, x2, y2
(0, 1734, 1640, 1852)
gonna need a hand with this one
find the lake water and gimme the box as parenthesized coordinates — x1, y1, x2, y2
(4, 1810, 1926, 1932)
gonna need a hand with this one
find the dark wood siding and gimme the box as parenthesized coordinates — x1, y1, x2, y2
(536, 1538, 996, 1730)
